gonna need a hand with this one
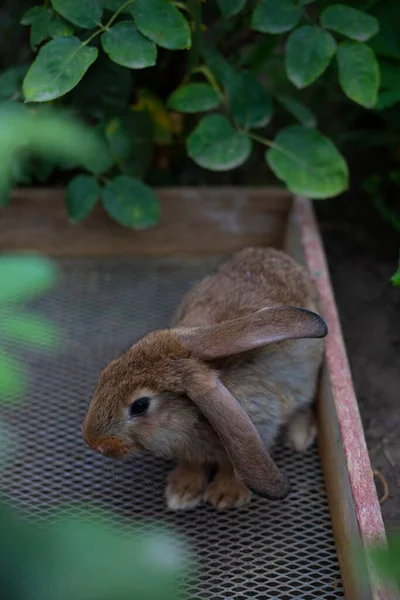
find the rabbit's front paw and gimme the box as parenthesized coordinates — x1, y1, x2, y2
(166, 463, 207, 510)
(204, 471, 251, 509)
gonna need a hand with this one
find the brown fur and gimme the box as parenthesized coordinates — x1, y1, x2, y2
(82, 248, 327, 509)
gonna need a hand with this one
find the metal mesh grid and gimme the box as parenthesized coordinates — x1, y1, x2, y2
(0, 257, 344, 599)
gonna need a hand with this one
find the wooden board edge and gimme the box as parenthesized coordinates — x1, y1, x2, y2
(11, 186, 293, 206)
(293, 197, 397, 600)
(284, 209, 370, 599)
(4, 186, 292, 256)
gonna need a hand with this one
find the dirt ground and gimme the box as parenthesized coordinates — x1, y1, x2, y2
(315, 195, 400, 531)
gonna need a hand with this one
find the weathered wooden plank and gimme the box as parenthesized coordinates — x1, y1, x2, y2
(2, 187, 292, 256)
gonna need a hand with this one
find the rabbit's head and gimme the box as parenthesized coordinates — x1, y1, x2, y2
(82, 306, 327, 500)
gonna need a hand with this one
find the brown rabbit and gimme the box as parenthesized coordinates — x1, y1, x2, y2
(83, 248, 327, 510)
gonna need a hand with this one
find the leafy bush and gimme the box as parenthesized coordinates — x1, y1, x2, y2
(1, 0, 398, 229)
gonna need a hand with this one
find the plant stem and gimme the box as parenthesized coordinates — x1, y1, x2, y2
(187, 0, 202, 73)
(106, 0, 134, 28)
(248, 132, 313, 168)
(172, 1, 190, 12)
(192, 66, 224, 100)
(83, 0, 133, 44)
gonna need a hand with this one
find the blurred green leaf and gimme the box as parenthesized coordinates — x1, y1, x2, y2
(21, 6, 52, 50)
(131, 0, 191, 50)
(66, 174, 100, 222)
(276, 94, 317, 127)
(0, 66, 28, 100)
(102, 175, 160, 229)
(266, 125, 348, 198)
(285, 26, 336, 89)
(167, 83, 221, 112)
(337, 41, 379, 108)
(392, 262, 400, 287)
(12, 153, 34, 185)
(101, 22, 157, 69)
(0, 506, 190, 600)
(0, 349, 26, 399)
(217, 0, 246, 18)
(251, 0, 302, 34)
(48, 13, 74, 38)
(21, 6, 46, 25)
(0, 314, 60, 349)
(368, 534, 400, 587)
(230, 70, 273, 129)
(0, 159, 13, 207)
(105, 111, 153, 177)
(0, 102, 111, 175)
(0, 255, 57, 304)
(321, 4, 379, 42)
(23, 37, 98, 102)
(187, 114, 252, 171)
(51, 0, 102, 29)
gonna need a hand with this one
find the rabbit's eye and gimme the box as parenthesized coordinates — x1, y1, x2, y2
(129, 397, 150, 418)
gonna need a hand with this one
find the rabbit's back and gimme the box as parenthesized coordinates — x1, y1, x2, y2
(173, 247, 323, 448)
(173, 247, 319, 328)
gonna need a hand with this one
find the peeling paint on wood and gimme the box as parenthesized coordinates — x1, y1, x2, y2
(295, 197, 397, 600)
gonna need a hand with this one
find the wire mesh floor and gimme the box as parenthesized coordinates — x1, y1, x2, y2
(0, 257, 344, 599)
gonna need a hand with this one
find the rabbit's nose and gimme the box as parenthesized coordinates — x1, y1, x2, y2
(91, 436, 131, 458)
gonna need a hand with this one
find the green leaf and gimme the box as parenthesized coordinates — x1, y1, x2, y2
(369, 534, 400, 586)
(230, 71, 273, 129)
(337, 41, 379, 108)
(50, 0, 102, 29)
(131, 0, 191, 50)
(266, 125, 348, 198)
(0, 314, 60, 349)
(251, 0, 302, 34)
(24, 7, 53, 50)
(21, 6, 46, 25)
(66, 174, 100, 222)
(167, 83, 221, 112)
(102, 176, 160, 229)
(0, 66, 28, 100)
(0, 102, 111, 182)
(217, 0, 246, 18)
(276, 94, 317, 127)
(202, 44, 237, 95)
(23, 37, 98, 102)
(285, 26, 336, 88)
(101, 22, 157, 69)
(0, 255, 57, 304)
(105, 111, 153, 177)
(321, 4, 379, 43)
(187, 114, 252, 171)
(376, 60, 400, 110)
(48, 14, 74, 38)
(0, 349, 26, 399)
(392, 263, 400, 287)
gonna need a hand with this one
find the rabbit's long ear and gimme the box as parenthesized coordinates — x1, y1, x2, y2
(178, 306, 327, 361)
(185, 374, 290, 499)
